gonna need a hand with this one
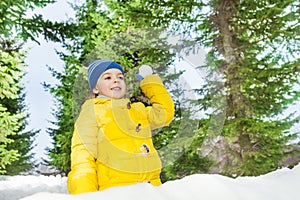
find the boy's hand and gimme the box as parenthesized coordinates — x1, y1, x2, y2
(136, 65, 153, 80)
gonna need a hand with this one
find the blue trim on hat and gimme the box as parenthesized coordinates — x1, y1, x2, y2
(87, 60, 124, 90)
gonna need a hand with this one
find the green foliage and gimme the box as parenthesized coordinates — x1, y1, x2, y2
(155, 119, 214, 182)
(0, 43, 37, 174)
(5, 129, 38, 175)
(153, 65, 214, 181)
(2, 85, 37, 175)
(0, 49, 23, 99)
(0, 70, 38, 175)
(0, 43, 24, 174)
(47, 0, 300, 180)
(44, 62, 79, 173)
(129, 0, 300, 177)
(194, 0, 300, 175)
(0, 0, 59, 174)
(0, 0, 77, 43)
(161, 149, 213, 182)
(0, 105, 20, 174)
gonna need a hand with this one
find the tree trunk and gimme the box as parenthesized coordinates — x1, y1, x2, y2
(213, 0, 253, 167)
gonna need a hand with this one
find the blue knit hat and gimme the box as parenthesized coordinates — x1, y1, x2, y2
(87, 60, 124, 90)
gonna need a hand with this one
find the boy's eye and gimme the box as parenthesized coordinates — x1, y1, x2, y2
(104, 76, 111, 80)
(118, 76, 124, 80)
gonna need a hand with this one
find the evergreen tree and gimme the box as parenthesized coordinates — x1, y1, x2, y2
(43, 61, 79, 173)
(0, 39, 38, 175)
(0, 0, 76, 174)
(196, 0, 300, 176)
(104, 0, 300, 176)
(0, 42, 23, 174)
(3, 85, 38, 175)
(154, 69, 214, 182)
(0, 0, 76, 43)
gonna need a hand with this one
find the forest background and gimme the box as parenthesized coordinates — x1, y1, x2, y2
(0, 0, 299, 182)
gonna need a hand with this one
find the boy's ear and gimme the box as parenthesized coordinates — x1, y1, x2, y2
(92, 87, 99, 95)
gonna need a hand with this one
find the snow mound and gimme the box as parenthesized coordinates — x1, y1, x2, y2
(1, 164, 299, 200)
(0, 175, 67, 200)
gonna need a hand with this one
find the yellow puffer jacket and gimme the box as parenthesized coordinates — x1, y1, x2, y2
(67, 74, 174, 194)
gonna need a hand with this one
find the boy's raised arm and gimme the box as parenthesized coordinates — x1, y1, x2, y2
(139, 69, 175, 130)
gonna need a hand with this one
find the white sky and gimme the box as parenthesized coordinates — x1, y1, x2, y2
(24, 39, 63, 160)
(24, 0, 76, 160)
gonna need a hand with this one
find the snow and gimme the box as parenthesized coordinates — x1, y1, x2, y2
(1, 164, 299, 200)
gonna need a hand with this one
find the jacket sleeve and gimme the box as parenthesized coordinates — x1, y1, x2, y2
(67, 100, 99, 194)
(140, 74, 175, 130)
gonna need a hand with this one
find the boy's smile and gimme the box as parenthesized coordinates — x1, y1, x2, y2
(111, 86, 121, 91)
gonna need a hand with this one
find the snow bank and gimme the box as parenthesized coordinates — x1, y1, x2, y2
(1, 164, 299, 200)
(0, 175, 67, 200)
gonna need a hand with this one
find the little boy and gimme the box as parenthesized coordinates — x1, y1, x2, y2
(67, 60, 174, 194)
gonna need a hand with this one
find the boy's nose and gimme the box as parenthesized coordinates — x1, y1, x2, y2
(113, 77, 119, 83)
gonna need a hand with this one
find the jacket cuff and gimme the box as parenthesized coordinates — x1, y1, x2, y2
(140, 74, 163, 87)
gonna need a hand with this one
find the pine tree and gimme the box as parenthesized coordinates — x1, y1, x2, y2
(103, 0, 300, 176)
(154, 69, 214, 182)
(0, 0, 76, 174)
(44, 62, 78, 173)
(0, 44, 23, 174)
(196, 0, 300, 176)
(0, 39, 39, 175)
(4, 90, 38, 175)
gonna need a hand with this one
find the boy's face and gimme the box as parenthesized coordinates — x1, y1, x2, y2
(93, 68, 126, 99)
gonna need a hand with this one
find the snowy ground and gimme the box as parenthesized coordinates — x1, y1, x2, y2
(1, 164, 299, 200)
